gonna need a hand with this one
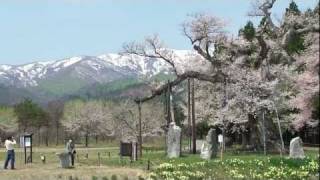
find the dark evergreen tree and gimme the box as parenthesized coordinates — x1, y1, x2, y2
(285, 32, 305, 55)
(14, 98, 47, 133)
(240, 21, 256, 41)
(286, 1, 301, 15)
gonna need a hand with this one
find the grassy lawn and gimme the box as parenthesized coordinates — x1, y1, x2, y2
(0, 144, 318, 180)
(0, 146, 145, 180)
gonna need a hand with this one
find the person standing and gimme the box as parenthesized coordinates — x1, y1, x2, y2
(4, 136, 16, 170)
(66, 139, 76, 166)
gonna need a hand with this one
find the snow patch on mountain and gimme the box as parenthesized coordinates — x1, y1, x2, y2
(0, 65, 13, 71)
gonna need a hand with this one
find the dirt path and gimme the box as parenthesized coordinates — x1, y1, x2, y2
(0, 147, 118, 153)
(0, 164, 145, 180)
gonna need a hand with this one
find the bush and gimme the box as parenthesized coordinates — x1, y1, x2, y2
(111, 175, 118, 180)
(285, 32, 305, 55)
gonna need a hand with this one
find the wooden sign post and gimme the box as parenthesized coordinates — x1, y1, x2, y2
(218, 134, 223, 161)
(20, 133, 33, 164)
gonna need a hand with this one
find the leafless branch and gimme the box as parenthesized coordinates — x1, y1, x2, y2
(122, 35, 178, 75)
(248, 0, 279, 33)
(135, 70, 225, 103)
(182, 13, 227, 63)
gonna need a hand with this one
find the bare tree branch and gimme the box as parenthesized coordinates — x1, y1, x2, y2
(182, 13, 227, 64)
(135, 71, 225, 103)
(122, 35, 178, 75)
(248, 0, 279, 33)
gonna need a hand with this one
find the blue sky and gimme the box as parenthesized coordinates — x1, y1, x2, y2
(0, 0, 318, 65)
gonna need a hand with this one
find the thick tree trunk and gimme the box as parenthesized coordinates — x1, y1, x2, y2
(45, 126, 49, 147)
(38, 127, 41, 146)
(248, 114, 261, 151)
(246, 112, 283, 153)
(85, 134, 89, 147)
(55, 123, 59, 146)
(241, 132, 247, 148)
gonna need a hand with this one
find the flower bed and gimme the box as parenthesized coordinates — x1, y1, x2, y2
(147, 156, 319, 180)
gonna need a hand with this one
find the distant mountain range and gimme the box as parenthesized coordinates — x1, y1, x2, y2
(0, 50, 203, 105)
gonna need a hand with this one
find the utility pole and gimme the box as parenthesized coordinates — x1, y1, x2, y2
(138, 100, 142, 158)
(164, 81, 171, 155)
(191, 78, 196, 154)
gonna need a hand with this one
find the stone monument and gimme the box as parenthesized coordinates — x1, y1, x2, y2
(167, 122, 181, 158)
(289, 137, 305, 159)
(56, 152, 71, 168)
(200, 128, 218, 160)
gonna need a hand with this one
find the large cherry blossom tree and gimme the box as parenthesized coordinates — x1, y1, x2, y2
(122, 0, 319, 151)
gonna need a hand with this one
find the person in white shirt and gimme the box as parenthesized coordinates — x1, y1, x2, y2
(4, 136, 16, 169)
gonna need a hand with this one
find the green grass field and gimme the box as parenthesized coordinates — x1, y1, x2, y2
(0, 144, 319, 180)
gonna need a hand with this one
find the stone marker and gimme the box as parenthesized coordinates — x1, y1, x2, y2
(289, 137, 305, 159)
(56, 152, 71, 168)
(200, 128, 218, 160)
(167, 122, 181, 158)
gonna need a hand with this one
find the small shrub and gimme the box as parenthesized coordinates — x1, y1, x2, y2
(92, 176, 98, 180)
(102, 177, 109, 180)
(111, 174, 118, 180)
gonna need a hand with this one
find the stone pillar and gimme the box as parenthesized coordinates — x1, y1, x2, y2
(289, 137, 305, 159)
(167, 122, 181, 158)
(200, 128, 218, 160)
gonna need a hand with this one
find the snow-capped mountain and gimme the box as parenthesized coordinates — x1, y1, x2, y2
(0, 50, 208, 88)
(0, 50, 210, 105)
(0, 50, 210, 104)
(0, 55, 165, 88)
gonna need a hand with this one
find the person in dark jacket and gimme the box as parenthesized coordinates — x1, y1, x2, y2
(66, 139, 76, 166)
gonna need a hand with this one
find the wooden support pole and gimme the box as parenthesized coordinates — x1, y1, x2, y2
(24, 146, 27, 164)
(147, 159, 150, 170)
(191, 78, 196, 154)
(167, 80, 171, 125)
(188, 78, 191, 153)
(262, 110, 266, 155)
(220, 142, 223, 161)
(98, 152, 101, 166)
(30, 137, 33, 163)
